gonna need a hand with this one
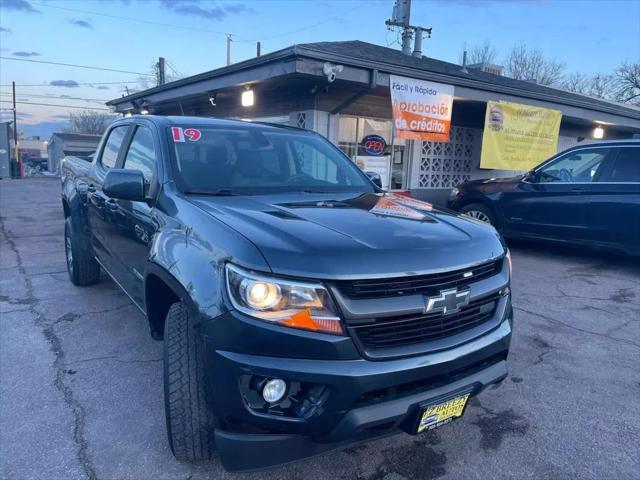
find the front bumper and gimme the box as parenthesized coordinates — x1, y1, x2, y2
(201, 306, 512, 471)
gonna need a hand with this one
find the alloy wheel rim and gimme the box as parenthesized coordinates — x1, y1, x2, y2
(65, 235, 73, 272)
(464, 210, 491, 224)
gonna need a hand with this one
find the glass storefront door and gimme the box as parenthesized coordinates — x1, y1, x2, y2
(337, 115, 409, 191)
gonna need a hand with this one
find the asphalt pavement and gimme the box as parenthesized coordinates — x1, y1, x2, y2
(1, 178, 639, 480)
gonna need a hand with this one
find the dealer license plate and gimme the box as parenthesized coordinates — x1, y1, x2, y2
(416, 392, 471, 433)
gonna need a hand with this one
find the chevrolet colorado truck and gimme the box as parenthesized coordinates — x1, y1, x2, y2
(61, 116, 512, 471)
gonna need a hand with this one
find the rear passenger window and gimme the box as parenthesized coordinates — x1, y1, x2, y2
(100, 126, 128, 169)
(123, 126, 156, 182)
(601, 147, 640, 183)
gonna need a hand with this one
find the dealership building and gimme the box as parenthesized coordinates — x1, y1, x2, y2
(107, 40, 640, 203)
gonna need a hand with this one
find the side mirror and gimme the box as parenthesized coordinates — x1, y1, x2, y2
(365, 171, 383, 189)
(103, 168, 146, 202)
(524, 171, 538, 183)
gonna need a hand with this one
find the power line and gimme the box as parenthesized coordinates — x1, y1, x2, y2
(0, 100, 110, 111)
(242, 2, 366, 42)
(0, 56, 154, 77)
(33, 2, 229, 36)
(0, 81, 140, 87)
(0, 92, 109, 102)
(33, 0, 365, 44)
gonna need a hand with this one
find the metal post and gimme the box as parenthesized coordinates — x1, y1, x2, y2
(158, 57, 166, 85)
(401, 28, 413, 55)
(226, 34, 232, 66)
(412, 27, 423, 57)
(12, 81, 20, 178)
(256, 41, 261, 57)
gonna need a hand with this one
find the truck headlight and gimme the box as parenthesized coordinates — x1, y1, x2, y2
(226, 264, 343, 335)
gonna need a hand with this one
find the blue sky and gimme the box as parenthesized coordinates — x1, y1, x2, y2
(1, 0, 638, 138)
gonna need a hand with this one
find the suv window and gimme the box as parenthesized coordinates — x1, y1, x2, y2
(598, 147, 640, 183)
(123, 126, 156, 182)
(100, 126, 128, 169)
(537, 148, 610, 183)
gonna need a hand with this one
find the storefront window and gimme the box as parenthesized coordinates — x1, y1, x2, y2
(337, 115, 408, 190)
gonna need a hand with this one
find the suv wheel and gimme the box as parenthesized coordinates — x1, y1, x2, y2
(64, 217, 100, 286)
(163, 301, 217, 462)
(460, 203, 495, 225)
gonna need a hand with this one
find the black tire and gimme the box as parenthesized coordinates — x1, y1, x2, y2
(163, 301, 217, 462)
(64, 217, 100, 286)
(460, 203, 496, 226)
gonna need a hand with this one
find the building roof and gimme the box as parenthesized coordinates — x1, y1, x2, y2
(49, 132, 102, 142)
(107, 40, 640, 122)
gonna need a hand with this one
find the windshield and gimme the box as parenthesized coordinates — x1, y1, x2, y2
(168, 125, 373, 195)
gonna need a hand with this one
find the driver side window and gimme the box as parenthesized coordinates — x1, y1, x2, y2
(537, 148, 611, 183)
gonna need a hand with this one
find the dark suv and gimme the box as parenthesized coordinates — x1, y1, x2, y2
(61, 116, 512, 471)
(448, 140, 640, 256)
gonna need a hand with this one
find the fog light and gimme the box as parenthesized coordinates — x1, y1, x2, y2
(262, 378, 287, 403)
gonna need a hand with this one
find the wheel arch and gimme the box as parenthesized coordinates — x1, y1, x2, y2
(144, 263, 199, 340)
(457, 196, 503, 228)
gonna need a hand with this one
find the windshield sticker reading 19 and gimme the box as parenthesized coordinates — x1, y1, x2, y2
(392, 81, 438, 96)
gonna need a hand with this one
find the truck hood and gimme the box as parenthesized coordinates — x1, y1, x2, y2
(188, 192, 505, 280)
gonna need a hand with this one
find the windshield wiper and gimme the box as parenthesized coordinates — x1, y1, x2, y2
(184, 189, 243, 196)
(301, 189, 341, 194)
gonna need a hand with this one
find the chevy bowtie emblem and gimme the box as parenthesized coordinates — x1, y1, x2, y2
(425, 288, 470, 315)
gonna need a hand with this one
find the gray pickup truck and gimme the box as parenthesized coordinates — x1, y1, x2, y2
(61, 115, 512, 471)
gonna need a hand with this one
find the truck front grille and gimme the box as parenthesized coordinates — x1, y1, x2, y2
(351, 294, 499, 349)
(335, 259, 502, 299)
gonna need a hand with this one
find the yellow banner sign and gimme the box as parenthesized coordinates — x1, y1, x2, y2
(390, 75, 454, 142)
(480, 101, 562, 170)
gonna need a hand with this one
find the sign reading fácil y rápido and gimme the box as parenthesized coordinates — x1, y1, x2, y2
(390, 75, 455, 142)
(480, 101, 562, 170)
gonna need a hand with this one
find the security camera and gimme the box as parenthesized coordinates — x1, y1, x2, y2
(208, 93, 217, 107)
(323, 62, 344, 83)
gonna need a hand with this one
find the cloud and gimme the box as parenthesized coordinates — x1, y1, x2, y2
(0, 0, 39, 13)
(0, 111, 33, 122)
(0, 27, 12, 33)
(49, 80, 80, 88)
(158, 0, 250, 20)
(68, 18, 92, 29)
(94, 85, 110, 90)
(12, 51, 41, 57)
(20, 120, 69, 139)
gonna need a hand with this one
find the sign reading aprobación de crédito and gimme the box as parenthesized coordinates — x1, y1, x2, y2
(389, 75, 455, 142)
(480, 101, 562, 171)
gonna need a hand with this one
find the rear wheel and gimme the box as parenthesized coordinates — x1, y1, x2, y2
(163, 301, 217, 462)
(460, 203, 495, 226)
(64, 217, 100, 286)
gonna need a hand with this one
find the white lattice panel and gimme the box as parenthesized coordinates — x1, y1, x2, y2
(296, 112, 307, 129)
(419, 127, 476, 188)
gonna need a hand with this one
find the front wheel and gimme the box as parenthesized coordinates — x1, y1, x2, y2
(460, 203, 496, 226)
(64, 217, 100, 286)
(163, 301, 217, 462)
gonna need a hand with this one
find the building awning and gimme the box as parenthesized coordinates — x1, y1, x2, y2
(107, 40, 640, 131)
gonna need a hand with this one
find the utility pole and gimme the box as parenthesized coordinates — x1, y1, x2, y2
(158, 57, 166, 85)
(385, 0, 432, 57)
(226, 34, 232, 66)
(12, 81, 20, 178)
